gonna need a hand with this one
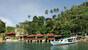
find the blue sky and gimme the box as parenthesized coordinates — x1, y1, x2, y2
(0, 0, 86, 26)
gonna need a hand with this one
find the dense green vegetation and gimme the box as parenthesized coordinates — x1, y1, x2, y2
(17, 2, 88, 36)
(6, 26, 15, 33)
(0, 20, 15, 33)
(0, 20, 5, 33)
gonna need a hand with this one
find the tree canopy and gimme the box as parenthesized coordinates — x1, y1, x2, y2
(17, 2, 88, 37)
(0, 20, 6, 33)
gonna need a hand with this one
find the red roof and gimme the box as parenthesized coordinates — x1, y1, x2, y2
(36, 34, 44, 37)
(23, 35, 27, 38)
(7, 32, 15, 35)
(27, 34, 36, 37)
(27, 38, 45, 40)
(35, 38, 45, 40)
(54, 35, 62, 37)
(27, 38, 36, 40)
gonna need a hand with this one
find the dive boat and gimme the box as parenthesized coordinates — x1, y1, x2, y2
(50, 36, 78, 45)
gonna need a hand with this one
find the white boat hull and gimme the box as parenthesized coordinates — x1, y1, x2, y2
(50, 41, 75, 45)
(6, 39, 19, 42)
(50, 37, 78, 45)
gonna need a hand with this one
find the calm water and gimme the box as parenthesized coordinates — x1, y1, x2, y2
(0, 42, 88, 50)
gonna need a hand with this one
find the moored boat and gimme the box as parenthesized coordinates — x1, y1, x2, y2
(50, 36, 78, 45)
(5, 38, 19, 42)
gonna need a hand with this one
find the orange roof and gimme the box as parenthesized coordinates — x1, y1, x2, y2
(46, 33, 55, 36)
(47, 38, 55, 40)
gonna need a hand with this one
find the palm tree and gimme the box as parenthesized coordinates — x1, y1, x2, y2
(50, 9, 53, 13)
(56, 8, 59, 12)
(64, 6, 67, 10)
(45, 10, 48, 14)
(54, 8, 57, 13)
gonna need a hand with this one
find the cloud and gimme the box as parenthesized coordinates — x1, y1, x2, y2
(0, 17, 14, 26)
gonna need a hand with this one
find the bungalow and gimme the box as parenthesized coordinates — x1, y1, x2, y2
(5, 32, 16, 41)
(46, 33, 55, 42)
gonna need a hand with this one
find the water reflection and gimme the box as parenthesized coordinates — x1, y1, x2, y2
(50, 43, 78, 50)
(51, 45, 69, 50)
(0, 42, 88, 50)
(0, 42, 51, 50)
(0, 42, 24, 50)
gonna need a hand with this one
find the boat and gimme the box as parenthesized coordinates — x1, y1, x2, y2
(6, 38, 19, 42)
(5, 37, 19, 42)
(50, 36, 78, 45)
(6, 39, 19, 42)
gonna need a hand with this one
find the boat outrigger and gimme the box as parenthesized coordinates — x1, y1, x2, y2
(50, 36, 78, 45)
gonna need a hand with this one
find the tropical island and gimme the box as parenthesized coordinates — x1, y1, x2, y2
(0, 2, 88, 43)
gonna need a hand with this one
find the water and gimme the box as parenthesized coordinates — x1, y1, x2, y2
(0, 42, 88, 50)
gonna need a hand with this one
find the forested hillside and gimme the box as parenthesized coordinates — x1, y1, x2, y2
(17, 2, 88, 36)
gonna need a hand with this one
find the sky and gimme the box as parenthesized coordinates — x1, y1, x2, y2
(0, 0, 86, 27)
